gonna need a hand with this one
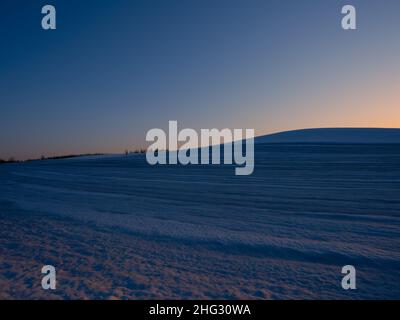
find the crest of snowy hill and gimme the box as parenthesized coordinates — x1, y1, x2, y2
(255, 128, 400, 144)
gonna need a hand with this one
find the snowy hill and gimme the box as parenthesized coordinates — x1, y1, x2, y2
(256, 128, 400, 144)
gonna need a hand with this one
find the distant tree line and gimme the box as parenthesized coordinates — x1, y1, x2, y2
(0, 157, 17, 164)
(38, 153, 105, 161)
(1, 149, 147, 164)
(125, 149, 146, 156)
(0, 153, 107, 165)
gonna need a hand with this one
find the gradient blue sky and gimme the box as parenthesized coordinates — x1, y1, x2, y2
(1, 0, 399, 159)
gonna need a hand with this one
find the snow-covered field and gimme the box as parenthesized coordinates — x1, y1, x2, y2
(1, 143, 400, 299)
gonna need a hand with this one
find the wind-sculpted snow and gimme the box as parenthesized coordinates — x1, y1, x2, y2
(1, 143, 400, 299)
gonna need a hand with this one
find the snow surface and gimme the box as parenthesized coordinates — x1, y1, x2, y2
(256, 128, 400, 144)
(1, 143, 400, 299)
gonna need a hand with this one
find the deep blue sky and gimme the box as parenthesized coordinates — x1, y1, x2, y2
(1, 0, 399, 159)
